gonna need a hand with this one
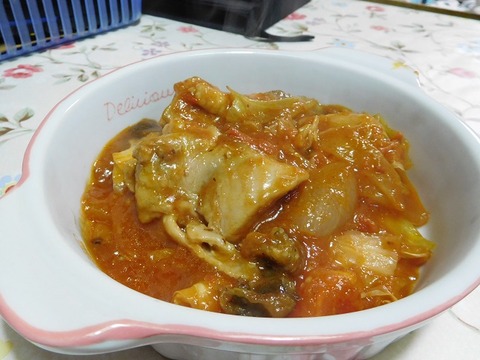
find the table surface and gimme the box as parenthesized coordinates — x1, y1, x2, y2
(1, 0, 479, 359)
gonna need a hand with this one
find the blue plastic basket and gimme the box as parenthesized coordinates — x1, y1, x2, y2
(0, 0, 142, 61)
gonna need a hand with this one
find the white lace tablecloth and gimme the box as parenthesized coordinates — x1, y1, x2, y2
(1, 0, 479, 359)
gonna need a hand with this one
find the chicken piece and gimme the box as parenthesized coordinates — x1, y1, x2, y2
(111, 119, 163, 193)
(161, 77, 231, 129)
(184, 77, 231, 117)
(133, 126, 220, 223)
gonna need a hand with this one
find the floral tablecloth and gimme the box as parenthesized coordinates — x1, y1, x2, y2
(1, 0, 479, 359)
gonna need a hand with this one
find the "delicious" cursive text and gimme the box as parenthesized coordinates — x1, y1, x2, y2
(104, 88, 174, 121)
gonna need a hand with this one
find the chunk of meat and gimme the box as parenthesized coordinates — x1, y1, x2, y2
(133, 126, 220, 223)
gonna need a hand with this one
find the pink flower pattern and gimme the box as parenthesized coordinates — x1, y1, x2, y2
(55, 43, 76, 50)
(3, 64, 43, 79)
(366, 5, 385, 12)
(286, 12, 307, 20)
(177, 25, 198, 33)
(447, 67, 477, 78)
(371, 25, 389, 32)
